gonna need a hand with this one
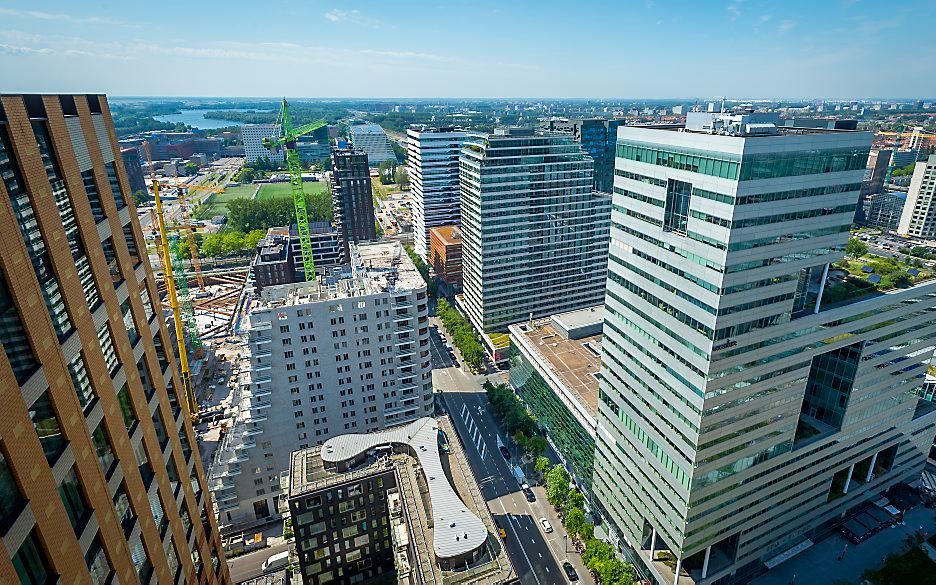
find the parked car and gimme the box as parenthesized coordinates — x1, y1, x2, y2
(523, 487, 536, 502)
(499, 446, 511, 460)
(494, 518, 507, 539)
(540, 518, 553, 533)
(562, 561, 579, 581)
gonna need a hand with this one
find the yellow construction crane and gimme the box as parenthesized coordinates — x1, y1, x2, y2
(142, 144, 198, 419)
(171, 170, 225, 290)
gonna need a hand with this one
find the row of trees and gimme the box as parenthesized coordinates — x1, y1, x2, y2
(403, 245, 437, 297)
(225, 194, 332, 233)
(542, 462, 638, 584)
(171, 229, 266, 260)
(437, 299, 484, 370)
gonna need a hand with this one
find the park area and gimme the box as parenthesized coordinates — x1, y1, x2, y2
(255, 181, 327, 200)
(193, 184, 257, 219)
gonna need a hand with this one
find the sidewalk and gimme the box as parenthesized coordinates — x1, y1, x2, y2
(528, 483, 596, 584)
(752, 504, 936, 585)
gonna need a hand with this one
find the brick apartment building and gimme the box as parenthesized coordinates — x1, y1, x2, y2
(0, 93, 229, 584)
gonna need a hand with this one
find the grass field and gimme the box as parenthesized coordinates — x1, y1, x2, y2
(193, 184, 258, 219)
(256, 181, 327, 200)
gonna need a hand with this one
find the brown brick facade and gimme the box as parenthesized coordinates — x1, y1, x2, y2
(0, 94, 229, 584)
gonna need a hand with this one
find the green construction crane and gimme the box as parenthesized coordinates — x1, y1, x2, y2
(262, 99, 327, 281)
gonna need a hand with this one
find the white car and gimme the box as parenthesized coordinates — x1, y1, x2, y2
(540, 518, 553, 533)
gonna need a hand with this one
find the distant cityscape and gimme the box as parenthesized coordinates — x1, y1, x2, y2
(2, 81, 936, 585)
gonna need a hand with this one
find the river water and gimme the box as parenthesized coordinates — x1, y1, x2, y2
(153, 108, 271, 130)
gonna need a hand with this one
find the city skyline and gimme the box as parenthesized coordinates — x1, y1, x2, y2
(2, 0, 936, 98)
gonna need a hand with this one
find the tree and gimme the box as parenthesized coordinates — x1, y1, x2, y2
(892, 270, 912, 288)
(183, 161, 199, 175)
(221, 231, 246, 256)
(200, 234, 224, 258)
(244, 229, 266, 251)
(132, 189, 151, 206)
(394, 166, 410, 189)
(565, 490, 585, 515)
(846, 238, 868, 260)
(545, 464, 571, 507)
(534, 456, 551, 476)
(171, 237, 191, 262)
(528, 435, 549, 458)
(565, 507, 587, 540)
(513, 431, 529, 452)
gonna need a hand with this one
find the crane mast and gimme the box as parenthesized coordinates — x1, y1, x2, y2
(263, 99, 327, 281)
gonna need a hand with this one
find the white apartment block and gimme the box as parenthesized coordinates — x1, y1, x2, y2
(242, 123, 285, 164)
(348, 123, 397, 166)
(459, 127, 611, 334)
(595, 113, 936, 584)
(897, 154, 936, 238)
(210, 241, 433, 527)
(406, 126, 466, 260)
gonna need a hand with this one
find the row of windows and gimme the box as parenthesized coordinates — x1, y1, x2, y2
(618, 141, 868, 181)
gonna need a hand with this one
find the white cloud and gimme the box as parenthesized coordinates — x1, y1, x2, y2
(727, 0, 744, 22)
(757, 15, 771, 25)
(0, 43, 52, 55)
(0, 7, 137, 27)
(778, 20, 797, 34)
(323, 8, 379, 28)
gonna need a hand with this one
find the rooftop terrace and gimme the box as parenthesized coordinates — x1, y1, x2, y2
(509, 318, 602, 421)
(821, 256, 935, 308)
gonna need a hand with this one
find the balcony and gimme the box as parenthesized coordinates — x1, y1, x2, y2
(253, 375, 272, 385)
(243, 424, 264, 436)
(249, 400, 273, 411)
(221, 464, 242, 477)
(254, 362, 272, 372)
(255, 349, 272, 359)
(215, 489, 238, 503)
(227, 450, 249, 464)
(251, 386, 271, 398)
(217, 499, 239, 513)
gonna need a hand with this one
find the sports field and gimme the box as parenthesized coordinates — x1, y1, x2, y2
(256, 181, 327, 200)
(193, 184, 258, 219)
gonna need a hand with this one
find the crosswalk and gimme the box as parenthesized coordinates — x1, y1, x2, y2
(460, 403, 487, 459)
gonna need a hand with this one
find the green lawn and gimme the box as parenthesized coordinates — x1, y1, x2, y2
(193, 184, 258, 219)
(256, 181, 326, 200)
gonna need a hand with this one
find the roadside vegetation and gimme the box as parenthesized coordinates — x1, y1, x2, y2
(403, 245, 437, 297)
(542, 462, 638, 584)
(438, 299, 484, 370)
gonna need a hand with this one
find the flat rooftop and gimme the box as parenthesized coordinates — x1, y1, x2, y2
(509, 318, 602, 421)
(430, 225, 462, 246)
(247, 240, 424, 312)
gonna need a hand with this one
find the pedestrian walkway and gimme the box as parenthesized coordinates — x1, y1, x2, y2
(753, 504, 936, 585)
(527, 484, 596, 584)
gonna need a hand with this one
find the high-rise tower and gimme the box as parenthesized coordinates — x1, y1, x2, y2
(406, 126, 466, 261)
(0, 94, 228, 584)
(595, 112, 936, 584)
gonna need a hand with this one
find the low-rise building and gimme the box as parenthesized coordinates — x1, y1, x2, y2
(509, 306, 603, 494)
(283, 417, 512, 584)
(210, 242, 433, 528)
(429, 225, 463, 295)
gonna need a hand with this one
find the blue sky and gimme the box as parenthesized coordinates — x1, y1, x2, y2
(1, 0, 934, 98)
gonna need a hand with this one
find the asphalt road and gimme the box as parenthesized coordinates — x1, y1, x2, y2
(428, 328, 582, 585)
(227, 540, 289, 583)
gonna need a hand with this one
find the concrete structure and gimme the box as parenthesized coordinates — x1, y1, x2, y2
(120, 146, 147, 195)
(897, 154, 936, 238)
(210, 242, 433, 527)
(0, 94, 228, 583)
(509, 306, 603, 494)
(459, 127, 611, 338)
(252, 224, 343, 291)
(406, 126, 467, 260)
(595, 115, 936, 584)
(284, 416, 511, 584)
(348, 123, 396, 167)
(428, 225, 463, 295)
(541, 118, 622, 193)
(242, 124, 284, 165)
(331, 149, 377, 262)
(859, 190, 907, 231)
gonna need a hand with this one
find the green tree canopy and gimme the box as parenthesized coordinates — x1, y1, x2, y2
(846, 237, 869, 260)
(534, 456, 551, 476)
(545, 464, 571, 507)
